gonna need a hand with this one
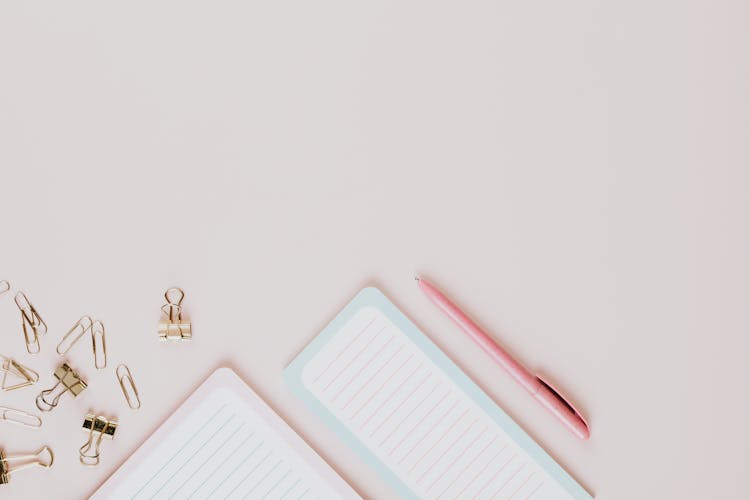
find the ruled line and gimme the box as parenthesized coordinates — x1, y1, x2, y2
(132, 403, 229, 499)
(242, 459, 283, 498)
(409, 408, 473, 474)
(425, 426, 487, 492)
(508, 472, 536, 499)
(278, 478, 301, 500)
(167, 422, 247, 499)
(435, 437, 500, 499)
(491, 463, 525, 498)
(331, 336, 394, 403)
(525, 481, 545, 499)
(203, 441, 264, 499)
(378, 382, 439, 447)
(350, 353, 414, 419)
(223, 450, 273, 497)
(471, 452, 516, 499)
(360, 363, 423, 428)
(147, 412, 236, 499)
(341, 344, 405, 411)
(407, 408, 470, 473)
(389, 394, 452, 457)
(322, 325, 386, 392)
(185, 432, 255, 500)
(312, 316, 377, 384)
(369, 373, 431, 437)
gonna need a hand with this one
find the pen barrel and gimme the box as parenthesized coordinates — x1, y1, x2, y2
(533, 382, 590, 440)
(418, 279, 538, 391)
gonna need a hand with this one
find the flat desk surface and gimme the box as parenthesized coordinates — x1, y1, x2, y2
(1, 2, 748, 499)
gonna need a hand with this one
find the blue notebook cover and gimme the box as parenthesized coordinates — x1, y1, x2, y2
(285, 287, 592, 499)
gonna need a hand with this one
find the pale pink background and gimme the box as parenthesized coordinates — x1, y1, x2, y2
(0, 1, 748, 499)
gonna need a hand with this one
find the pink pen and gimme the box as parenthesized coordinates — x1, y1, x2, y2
(416, 276, 590, 440)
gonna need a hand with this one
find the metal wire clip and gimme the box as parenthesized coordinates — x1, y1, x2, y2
(79, 415, 117, 466)
(14, 292, 47, 354)
(116, 364, 141, 410)
(0, 407, 42, 429)
(0, 446, 53, 484)
(158, 287, 191, 341)
(35, 363, 87, 412)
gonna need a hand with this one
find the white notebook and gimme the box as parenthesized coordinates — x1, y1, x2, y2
(91, 367, 360, 500)
(285, 287, 591, 499)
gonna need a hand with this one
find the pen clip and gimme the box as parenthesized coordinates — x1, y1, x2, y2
(535, 374, 589, 429)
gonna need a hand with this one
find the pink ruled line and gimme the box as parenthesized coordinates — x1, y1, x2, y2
(388, 394, 451, 457)
(359, 363, 422, 428)
(312, 316, 377, 384)
(341, 345, 405, 411)
(406, 408, 470, 473)
(416, 419, 478, 483)
(378, 383, 440, 448)
(435, 437, 501, 499)
(369, 372, 431, 438)
(525, 481, 544, 499)
(491, 463, 526, 499)
(425, 426, 488, 492)
(322, 325, 386, 392)
(508, 472, 536, 499)
(349, 354, 415, 420)
(452, 445, 507, 499)
(471, 453, 517, 499)
(330, 336, 395, 403)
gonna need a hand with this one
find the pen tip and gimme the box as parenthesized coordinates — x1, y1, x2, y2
(414, 275, 421, 282)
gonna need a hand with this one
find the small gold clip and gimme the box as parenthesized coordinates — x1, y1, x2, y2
(57, 316, 94, 355)
(0, 446, 54, 484)
(158, 287, 191, 341)
(116, 364, 141, 410)
(0, 355, 39, 391)
(35, 363, 87, 412)
(91, 321, 107, 369)
(0, 280, 9, 296)
(0, 406, 42, 429)
(14, 292, 47, 354)
(79, 414, 117, 466)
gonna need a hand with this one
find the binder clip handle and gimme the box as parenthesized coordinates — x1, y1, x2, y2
(0, 446, 54, 484)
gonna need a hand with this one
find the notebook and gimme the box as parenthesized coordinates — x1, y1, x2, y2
(285, 287, 592, 500)
(90, 367, 360, 500)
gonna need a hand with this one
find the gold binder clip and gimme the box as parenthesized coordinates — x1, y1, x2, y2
(79, 414, 117, 466)
(0, 280, 9, 296)
(0, 446, 53, 484)
(0, 407, 42, 429)
(14, 292, 47, 354)
(158, 287, 191, 341)
(35, 363, 87, 412)
(56, 316, 94, 355)
(116, 364, 141, 410)
(0, 355, 39, 391)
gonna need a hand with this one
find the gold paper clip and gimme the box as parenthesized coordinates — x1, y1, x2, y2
(79, 414, 117, 466)
(91, 321, 107, 369)
(158, 287, 191, 341)
(0, 407, 42, 429)
(56, 316, 94, 355)
(0, 280, 9, 296)
(14, 292, 47, 354)
(116, 364, 141, 410)
(35, 363, 87, 412)
(1, 355, 39, 391)
(0, 446, 53, 484)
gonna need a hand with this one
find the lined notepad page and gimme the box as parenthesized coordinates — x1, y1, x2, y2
(97, 382, 356, 500)
(299, 306, 575, 500)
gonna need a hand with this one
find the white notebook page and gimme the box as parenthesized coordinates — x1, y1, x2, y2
(92, 371, 358, 500)
(300, 306, 572, 500)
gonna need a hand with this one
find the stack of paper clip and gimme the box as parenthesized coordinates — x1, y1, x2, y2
(0, 280, 187, 484)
